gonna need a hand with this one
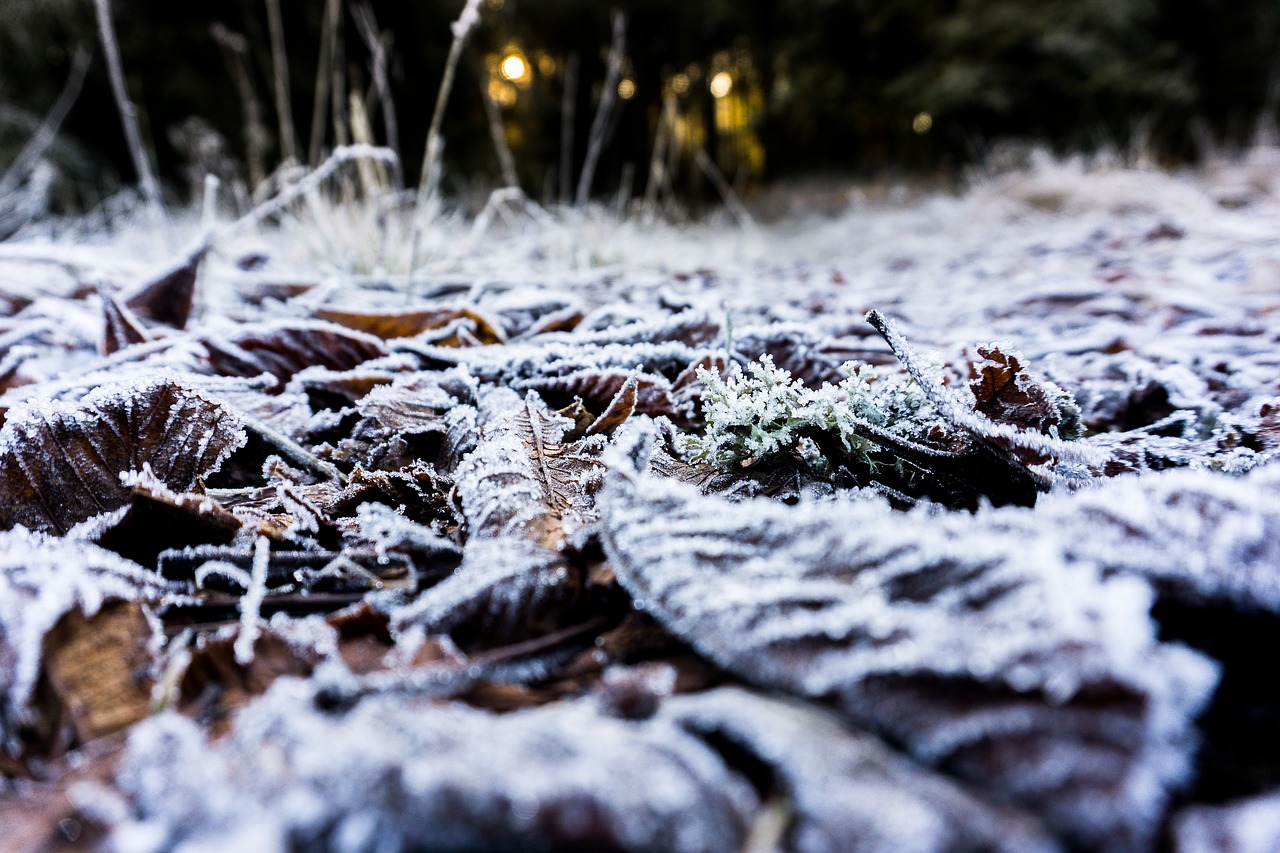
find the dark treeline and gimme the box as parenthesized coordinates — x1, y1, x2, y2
(1, 0, 1277, 208)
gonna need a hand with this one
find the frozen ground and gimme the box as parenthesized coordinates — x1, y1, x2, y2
(1, 149, 1279, 852)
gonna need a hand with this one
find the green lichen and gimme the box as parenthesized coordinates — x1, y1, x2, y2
(681, 355, 951, 470)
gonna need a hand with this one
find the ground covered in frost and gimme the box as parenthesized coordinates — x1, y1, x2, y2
(1, 149, 1280, 852)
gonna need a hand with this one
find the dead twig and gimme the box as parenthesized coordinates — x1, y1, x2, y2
(575, 11, 626, 208)
(94, 0, 166, 228)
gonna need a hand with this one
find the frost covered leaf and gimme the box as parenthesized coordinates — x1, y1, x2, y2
(600, 441, 1216, 850)
(519, 367, 686, 422)
(91, 473, 243, 568)
(202, 321, 388, 391)
(99, 287, 151, 354)
(968, 344, 1082, 440)
(1037, 464, 1280, 611)
(315, 305, 507, 344)
(107, 683, 758, 853)
(390, 538, 582, 652)
(122, 247, 205, 330)
(586, 373, 641, 436)
(0, 378, 247, 535)
(0, 528, 171, 749)
(453, 389, 608, 548)
(662, 688, 1060, 853)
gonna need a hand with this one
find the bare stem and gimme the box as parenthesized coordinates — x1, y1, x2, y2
(558, 53, 578, 206)
(0, 45, 92, 199)
(575, 11, 626, 208)
(263, 0, 300, 164)
(211, 23, 269, 190)
(94, 0, 166, 227)
(416, 0, 485, 214)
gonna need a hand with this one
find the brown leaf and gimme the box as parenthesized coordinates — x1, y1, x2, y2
(0, 379, 247, 535)
(453, 391, 609, 550)
(123, 247, 205, 329)
(315, 305, 507, 344)
(176, 629, 316, 734)
(99, 287, 150, 355)
(586, 373, 639, 436)
(203, 321, 388, 391)
(520, 368, 685, 421)
(968, 344, 1064, 434)
(92, 475, 242, 568)
(43, 601, 155, 745)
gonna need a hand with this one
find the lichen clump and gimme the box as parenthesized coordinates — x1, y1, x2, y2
(681, 355, 952, 470)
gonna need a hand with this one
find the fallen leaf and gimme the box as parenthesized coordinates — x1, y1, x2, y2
(0, 378, 246, 535)
(453, 390, 609, 549)
(203, 321, 388, 391)
(316, 305, 507, 344)
(600, 435, 1216, 851)
(391, 538, 582, 652)
(43, 601, 156, 745)
(123, 247, 205, 330)
(663, 688, 1060, 853)
(99, 287, 150, 354)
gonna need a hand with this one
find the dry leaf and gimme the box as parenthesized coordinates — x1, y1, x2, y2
(0, 378, 246, 535)
(453, 390, 608, 549)
(600, 437, 1216, 850)
(99, 287, 150, 354)
(123, 248, 204, 330)
(43, 601, 155, 745)
(316, 305, 507, 344)
(203, 321, 388, 390)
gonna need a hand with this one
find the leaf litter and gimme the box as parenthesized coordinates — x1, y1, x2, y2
(2, 158, 1280, 850)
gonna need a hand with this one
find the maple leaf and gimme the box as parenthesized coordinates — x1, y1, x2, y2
(0, 377, 247, 535)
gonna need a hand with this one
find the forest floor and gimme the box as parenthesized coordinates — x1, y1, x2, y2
(1, 148, 1280, 852)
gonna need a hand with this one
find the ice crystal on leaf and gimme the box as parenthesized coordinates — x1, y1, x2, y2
(0, 527, 171, 745)
(0, 377, 247, 535)
(600, 429, 1218, 850)
(107, 681, 758, 853)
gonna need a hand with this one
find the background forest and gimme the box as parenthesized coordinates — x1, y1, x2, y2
(1, 0, 1278, 214)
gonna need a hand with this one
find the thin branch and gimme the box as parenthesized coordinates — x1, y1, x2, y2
(0, 44, 92, 199)
(210, 23, 269, 190)
(351, 1, 402, 187)
(694, 148, 755, 228)
(575, 11, 626, 208)
(308, 0, 341, 166)
(94, 0, 166, 227)
(263, 0, 300, 164)
(218, 144, 398, 242)
(558, 53, 578, 206)
(477, 63, 520, 189)
(416, 0, 484, 212)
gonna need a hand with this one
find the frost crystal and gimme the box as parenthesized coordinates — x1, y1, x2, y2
(0, 528, 171, 744)
(108, 682, 758, 853)
(600, 432, 1218, 850)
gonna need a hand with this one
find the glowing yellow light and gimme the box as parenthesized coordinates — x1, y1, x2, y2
(671, 73, 689, 94)
(500, 54, 528, 82)
(488, 79, 517, 107)
(536, 53, 556, 76)
(912, 112, 933, 134)
(617, 79, 636, 100)
(709, 71, 733, 99)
